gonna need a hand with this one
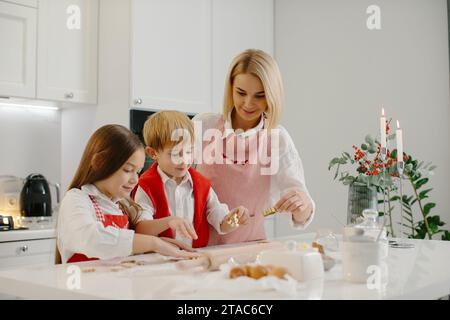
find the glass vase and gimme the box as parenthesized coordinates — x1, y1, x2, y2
(347, 183, 377, 224)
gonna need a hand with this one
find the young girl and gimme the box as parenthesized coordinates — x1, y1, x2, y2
(194, 49, 316, 245)
(57, 124, 201, 263)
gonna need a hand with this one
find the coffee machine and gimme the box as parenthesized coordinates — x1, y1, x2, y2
(20, 174, 60, 228)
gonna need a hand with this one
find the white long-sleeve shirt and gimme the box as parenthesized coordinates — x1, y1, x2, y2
(193, 112, 316, 229)
(57, 184, 141, 263)
(134, 165, 230, 242)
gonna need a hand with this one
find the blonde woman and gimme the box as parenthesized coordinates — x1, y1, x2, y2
(194, 49, 315, 245)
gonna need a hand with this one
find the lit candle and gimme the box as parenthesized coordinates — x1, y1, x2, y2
(380, 107, 386, 153)
(396, 120, 403, 163)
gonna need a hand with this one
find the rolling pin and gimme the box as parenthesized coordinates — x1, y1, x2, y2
(175, 240, 284, 271)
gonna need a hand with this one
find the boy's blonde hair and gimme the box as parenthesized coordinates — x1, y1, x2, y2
(143, 110, 194, 150)
(223, 49, 284, 130)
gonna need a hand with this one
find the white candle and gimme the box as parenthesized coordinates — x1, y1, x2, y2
(380, 107, 386, 152)
(396, 120, 403, 163)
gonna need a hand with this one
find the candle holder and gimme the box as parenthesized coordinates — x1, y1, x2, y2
(390, 161, 415, 249)
(378, 150, 388, 240)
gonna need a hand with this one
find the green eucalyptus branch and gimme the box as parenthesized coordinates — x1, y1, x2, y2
(387, 187, 395, 237)
(407, 174, 432, 239)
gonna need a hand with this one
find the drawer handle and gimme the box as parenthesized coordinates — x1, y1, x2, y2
(19, 245, 28, 253)
(134, 98, 142, 105)
(65, 92, 74, 99)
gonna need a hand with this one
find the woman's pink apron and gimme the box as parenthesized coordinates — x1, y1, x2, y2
(197, 116, 271, 245)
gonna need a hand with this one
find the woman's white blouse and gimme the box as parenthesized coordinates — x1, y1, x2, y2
(57, 184, 141, 263)
(192, 112, 316, 229)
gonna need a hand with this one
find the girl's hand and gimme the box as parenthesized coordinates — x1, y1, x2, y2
(159, 236, 196, 252)
(168, 217, 198, 240)
(275, 190, 313, 224)
(152, 236, 201, 259)
(220, 206, 250, 233)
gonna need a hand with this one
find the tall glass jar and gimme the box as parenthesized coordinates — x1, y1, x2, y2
(342, 209, 389, 283)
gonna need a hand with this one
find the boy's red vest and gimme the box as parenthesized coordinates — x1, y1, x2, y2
(134, 163, 211, 248)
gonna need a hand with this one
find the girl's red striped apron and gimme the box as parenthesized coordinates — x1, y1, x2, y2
(67, 195, 129, 263)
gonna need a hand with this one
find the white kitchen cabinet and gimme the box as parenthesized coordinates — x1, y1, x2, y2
(211, 0, 274, 113)
(0, 229, 56, 271)
(131, 0, 212, 113)
(130, 0, 274, 114)
(0, 1, 37, 98)
(37, 0, 98, 104)
(0, 238, 56, 270)
(3, 0, 37, 7)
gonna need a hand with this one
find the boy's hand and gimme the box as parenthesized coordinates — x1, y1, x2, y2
(168, 217, 198, 240)
(220, 206, 249, 233)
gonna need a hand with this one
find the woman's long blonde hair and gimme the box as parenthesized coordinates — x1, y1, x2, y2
(223, 49, 284, 130)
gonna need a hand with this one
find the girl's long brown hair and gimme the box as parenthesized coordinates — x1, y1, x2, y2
(69, 124, 144, 228)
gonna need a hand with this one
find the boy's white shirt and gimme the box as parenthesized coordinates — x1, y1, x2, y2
(57, 184, 139, 263)
(134, 165, 230, 242)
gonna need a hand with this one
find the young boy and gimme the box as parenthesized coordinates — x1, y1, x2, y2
(133, 110, 249, 248)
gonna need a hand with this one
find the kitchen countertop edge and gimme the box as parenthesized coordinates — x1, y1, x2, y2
(0, 228, 56, 243)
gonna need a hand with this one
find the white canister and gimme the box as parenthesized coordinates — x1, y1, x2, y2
(258, 248, 324, 281)
(341, 241, 388, 283)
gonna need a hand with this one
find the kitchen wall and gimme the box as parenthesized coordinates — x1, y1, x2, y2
(60, 104, 96, 192)
(275, 0, 450, 236)
(0, 104, 61, 186)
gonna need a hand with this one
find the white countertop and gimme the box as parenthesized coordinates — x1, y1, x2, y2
(0, 228, 56, 243)
(0, 233, 449, 300)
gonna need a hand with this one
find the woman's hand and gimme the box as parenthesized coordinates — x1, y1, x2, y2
(220, 206, 250, 233)
(167, 217, 198, 240)
(275, 190, 313, 224)
(152, 236, 201, 259)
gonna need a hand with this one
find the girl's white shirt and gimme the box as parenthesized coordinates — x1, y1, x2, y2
(192, 112, 316, 230)
(134, 165, 230, 243)
(57, 184, 140, 263)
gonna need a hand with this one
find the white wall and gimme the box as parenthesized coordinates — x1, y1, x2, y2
(275, 0, 450, 236)
(0, 105, 61, 185)
(60, 105, 96, 192)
